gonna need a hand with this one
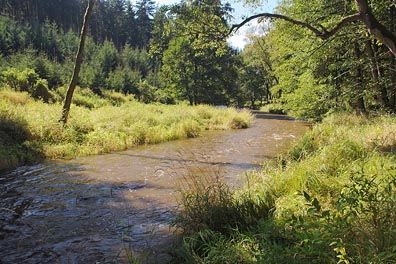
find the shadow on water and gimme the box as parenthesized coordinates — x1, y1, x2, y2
(0, 113, 310, 263)
(0, 163, 180, 264)
(114, 152, 264, 171)
(251, 111, 297, 121)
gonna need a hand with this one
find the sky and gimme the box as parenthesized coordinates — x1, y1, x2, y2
(132, 0, 279, 49)
(225, 0, 278, 49)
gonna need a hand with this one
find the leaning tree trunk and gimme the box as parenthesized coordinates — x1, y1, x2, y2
(60, 0, 95, 124)
(231, 0, 396, 57)
(354, 0, 396, 57)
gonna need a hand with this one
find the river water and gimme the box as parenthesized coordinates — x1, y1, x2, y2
(0, 112, 309, 263)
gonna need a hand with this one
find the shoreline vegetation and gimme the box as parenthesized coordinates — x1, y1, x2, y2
(174, 113, 396, 263)
(2, 83, 395, 263)
(1, 1, 396, 263)
(0, 87, 253, 171)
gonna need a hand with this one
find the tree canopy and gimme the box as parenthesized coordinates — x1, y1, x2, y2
(234, 0, 396, 118)
(0, 0, 395, 120)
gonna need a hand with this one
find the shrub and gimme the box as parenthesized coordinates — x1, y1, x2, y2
(105, 67, 141, 95)
(31, 79, 52, 103)
(1, 68, 38, 92)
(1, 68, 53, 103)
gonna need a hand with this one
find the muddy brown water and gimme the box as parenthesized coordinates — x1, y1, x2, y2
(0, 112, 309, 263)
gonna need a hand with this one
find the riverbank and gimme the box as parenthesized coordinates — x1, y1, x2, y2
(175, 113, 396, 263)
(0, 109, 305, 264)
(0, 88, 253, 171)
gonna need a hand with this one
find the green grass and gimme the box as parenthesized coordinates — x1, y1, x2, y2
(260, 103, 287, 115)
(0, 87, 253, 170)
(174, 113, 396, 263)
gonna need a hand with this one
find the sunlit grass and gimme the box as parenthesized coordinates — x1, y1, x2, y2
(0, 87, 253, 170)
(175, 113, 396, 263)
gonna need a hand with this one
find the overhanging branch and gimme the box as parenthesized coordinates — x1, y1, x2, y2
(229, 0, 396, 58)
(229, 12, 361, 40)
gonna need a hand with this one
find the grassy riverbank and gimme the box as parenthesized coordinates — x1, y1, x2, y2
(0, 87, 253, 171)
(175, 113, 396, 263)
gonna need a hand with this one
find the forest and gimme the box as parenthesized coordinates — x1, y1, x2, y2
(1, 0, 396, 263)
(0, 0, 395, 118)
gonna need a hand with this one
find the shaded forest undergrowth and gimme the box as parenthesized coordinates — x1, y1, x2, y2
(0, 88, 252, 171)
(174, 113, 396, 263)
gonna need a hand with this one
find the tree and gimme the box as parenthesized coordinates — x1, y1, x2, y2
(231, 0, 396, 117)
(149, 5, 174, 70)
(60, 0, 95, 124)
(160, 0, 236, 105)
(240, 34, 277, 108)
(231, 0, 396, 57)
(135, 0, 156, 49)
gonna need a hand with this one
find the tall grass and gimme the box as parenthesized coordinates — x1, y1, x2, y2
(0, 87, 253, 170)
(174, 113, 396, 263)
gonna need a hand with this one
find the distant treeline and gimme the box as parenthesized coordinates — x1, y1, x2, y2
(0, 0, 154, 49)
(3, 0, 394, 119)
(0, 0, 272, 108)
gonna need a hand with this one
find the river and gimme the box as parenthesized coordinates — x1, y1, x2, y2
(0, 112, 309, 263)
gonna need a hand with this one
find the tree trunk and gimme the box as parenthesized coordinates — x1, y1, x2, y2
(60, 0, 95, 124)
(354, 0, 396, 57)
(232, 0, 396, 57)
(390, 54, 396, 111)
(364, 38, 389, 107)
(354, 42, 366, 114)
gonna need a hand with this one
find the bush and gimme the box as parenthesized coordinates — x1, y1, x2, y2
(31, 79, 52, 103)
(1, 68, 53, 103)
(105, 67, 141, 94)
(1, 68, 38, 92)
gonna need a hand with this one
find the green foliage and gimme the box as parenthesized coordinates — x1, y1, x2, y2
(98, 40, 119, 78)
(174, 114, 396, 263)
(160, 0, 238, 105)
(284, 71, 334, 120)
(239, 36, 275, 109)
(106, 67, 141, 94)
(31, 79, 52, 103)
(1, 68, 38, 92)
(338, 170, 396, 262)
(122, 44, 150, 76)
(244, 0, 396, 118)
(0, 16, 28, 55)
(1, 67, 53, 102)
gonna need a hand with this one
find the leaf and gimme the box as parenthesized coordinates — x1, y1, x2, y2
(312, 198, 321, 211)
(303, 190, 311, 201)
(307, 208, 316, 214)
(321, 210, 330, 218)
